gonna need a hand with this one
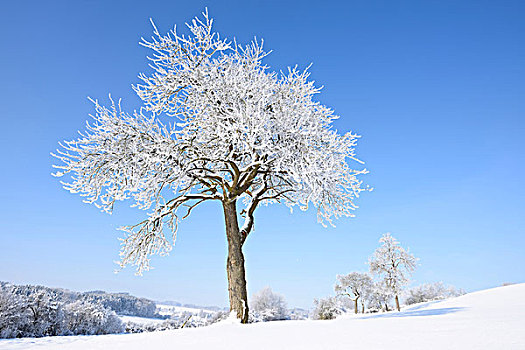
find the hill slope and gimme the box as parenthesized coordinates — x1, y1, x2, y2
(1, 283, 524, 350)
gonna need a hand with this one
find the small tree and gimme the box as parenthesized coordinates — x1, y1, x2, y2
(366, 281, 393, 312)
(52, 10, 368, 323)
(250, 287, 289, 321)
(369, 233, 417, 311)
(334, 272, 373, 314)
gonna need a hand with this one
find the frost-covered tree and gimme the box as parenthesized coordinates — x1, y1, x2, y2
(366, 281, 393, 312)
(25, 289, 65, 337)
(63, 300, 124, 335)
(311, 297, 342, 320)
(250, 287, 289, 322)
(0, 287, 30, 338)
(335, 272, 373, 314)
(369, 233, 418, 311)
(52, 10, 368, 323)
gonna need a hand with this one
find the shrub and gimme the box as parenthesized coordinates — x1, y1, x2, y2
(405, 282, 465, 305)
(311, 297, 342, 320)
(250, 287, 289, 322)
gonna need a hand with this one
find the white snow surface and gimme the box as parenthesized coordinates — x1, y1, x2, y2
(1, 283, 524, 350)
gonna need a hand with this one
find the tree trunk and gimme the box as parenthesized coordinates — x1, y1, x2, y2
(223, 199, 249, 323)
(354, 297, 358, 314)
(395, 295, 400, 312)
(361, 301, 365, 314)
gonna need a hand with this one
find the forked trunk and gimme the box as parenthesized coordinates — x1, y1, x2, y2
(395, 295, 400, 312)
(223, 199, 249, 323)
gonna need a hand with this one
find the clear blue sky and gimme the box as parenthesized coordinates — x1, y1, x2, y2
(0, 0, 523, 309)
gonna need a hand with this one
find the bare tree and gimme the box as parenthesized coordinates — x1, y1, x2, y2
(52, 10, 368, 323)
(369, 233, 418, 311)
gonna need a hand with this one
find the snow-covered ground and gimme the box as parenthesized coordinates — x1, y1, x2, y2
(1, 283, 524, 350)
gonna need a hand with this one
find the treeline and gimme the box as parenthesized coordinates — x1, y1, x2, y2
(0, 282, 160, 338)
(81, 291, 158, 318)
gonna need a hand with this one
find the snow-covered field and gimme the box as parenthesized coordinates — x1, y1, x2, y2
(1, 283, 523, 350)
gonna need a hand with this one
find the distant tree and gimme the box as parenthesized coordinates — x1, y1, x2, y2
(311, 297, 342, 320)
(334, 272, 373, 314)
(369, 233, 418, 311)
(0, 286, 30, 338)
(63, 300, 124, 335)
(250, 287, 289, 322)
(52, 10, 368, 323)
(26, 290, 65, 337)
(366, 281, 393, 312)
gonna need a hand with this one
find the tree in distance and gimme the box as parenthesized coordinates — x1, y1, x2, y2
(335, 272, 373, 314)
(369, 233, 418, 311)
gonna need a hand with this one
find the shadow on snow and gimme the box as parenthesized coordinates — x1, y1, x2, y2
(360, 307, 465, 319)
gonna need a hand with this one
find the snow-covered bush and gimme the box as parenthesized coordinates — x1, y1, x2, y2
(206, 310, 230, 325)
(311, 297, 342, 320)
(404, 282, 465, 305)
(63, 300, 124, 335)
(250, 287, 289, 322)
(125, 319, 181, 333)
(125, 313, 207, 334)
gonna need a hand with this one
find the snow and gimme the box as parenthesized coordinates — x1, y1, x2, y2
(1, 283, 524, 349)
